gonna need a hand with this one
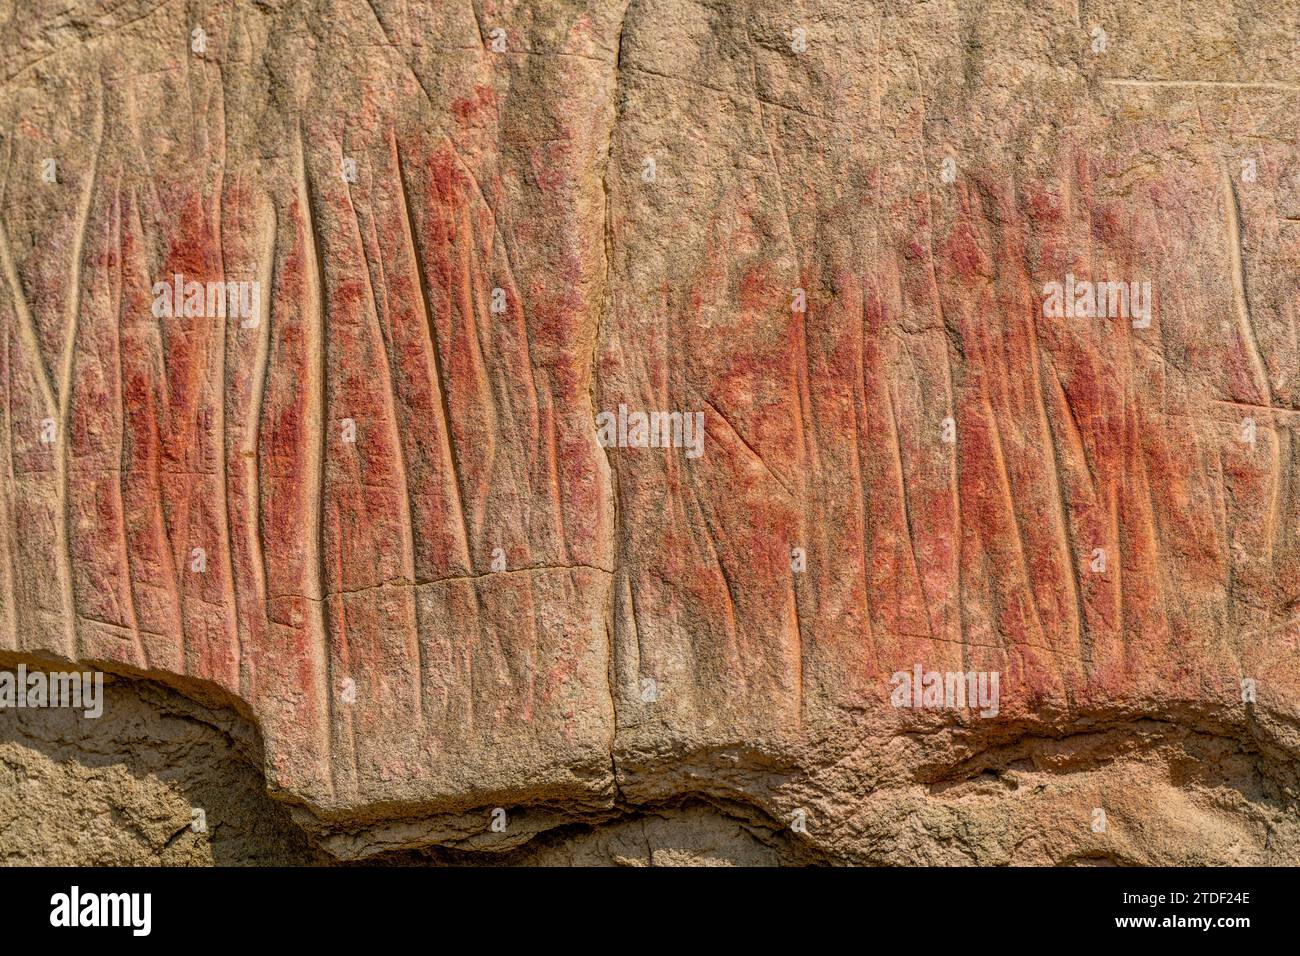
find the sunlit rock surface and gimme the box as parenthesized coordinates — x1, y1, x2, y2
(0, 0, 1296, 864)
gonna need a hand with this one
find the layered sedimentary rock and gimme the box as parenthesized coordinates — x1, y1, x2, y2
(0, 0, 1297, 864)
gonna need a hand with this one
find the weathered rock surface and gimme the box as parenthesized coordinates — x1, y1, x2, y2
(0, 0, 1297, 864)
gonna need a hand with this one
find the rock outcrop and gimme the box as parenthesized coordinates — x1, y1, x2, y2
(0, 0, 1296, 864)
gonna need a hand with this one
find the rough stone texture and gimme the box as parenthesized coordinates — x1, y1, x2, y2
(0, 0, 1297, 864)
(0, 672, 321, 865)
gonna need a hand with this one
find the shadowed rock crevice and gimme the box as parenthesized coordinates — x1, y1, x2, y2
(1, 664, 1295, 865)
(0, 662, 821, 865)
(0, 661, 322, 865)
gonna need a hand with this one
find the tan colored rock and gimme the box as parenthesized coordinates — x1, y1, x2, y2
(0, 0, 1296, 864)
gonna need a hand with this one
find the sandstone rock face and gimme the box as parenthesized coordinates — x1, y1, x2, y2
(0, 0, 1297, 864)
